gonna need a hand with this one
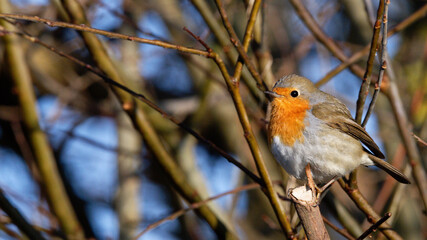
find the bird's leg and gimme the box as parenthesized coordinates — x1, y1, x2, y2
(305, 163, 316, 197)
(305, 164, 338, 204)
(315, 176, 339, 202)
(318, 177, 338, 193)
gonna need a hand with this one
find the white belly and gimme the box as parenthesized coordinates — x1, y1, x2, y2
(270, 124, 372, 183)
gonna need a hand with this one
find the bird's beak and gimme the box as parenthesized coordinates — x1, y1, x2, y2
(264, 90, 281, 99)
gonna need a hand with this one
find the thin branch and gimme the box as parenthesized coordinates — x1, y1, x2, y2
(386, 59, 427, 213)
(0, 13, 211, 57)
(316, 3, 427, 87)
(348, 0, 385, 190)
(355, 0, 385, 124)
(377, 5, 427, 212)
(134, 183, 260, 238)
(190, 0, 265, 103)
(0, 2, 84, 237)
(214, 0, 268, 91)
(357, 212, 392, 240)
(184, 27, 295, 238)
(362, 0, 389, 127)
(289, 0, 366, 79)
(0, 27, 262, 186)
(0, 188, 46, 240)
(59, 0, 238, 237)
(182, 26, 212, 52)
(338, 179, 403, 240)
(323, 217, 356, 240)
(211, 45, 296, 240)
(413, 133, 427, 147)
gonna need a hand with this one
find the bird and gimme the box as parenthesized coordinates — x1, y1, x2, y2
(265, 74, 410, 185)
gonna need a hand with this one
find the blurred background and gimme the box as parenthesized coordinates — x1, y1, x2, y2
(0, 0, 426, 239)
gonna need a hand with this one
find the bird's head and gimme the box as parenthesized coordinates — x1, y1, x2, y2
(265, 74, 318, 107)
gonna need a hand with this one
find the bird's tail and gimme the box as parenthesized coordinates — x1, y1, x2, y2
(368, 154, 410, 184)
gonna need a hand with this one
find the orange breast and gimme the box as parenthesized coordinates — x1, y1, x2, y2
(268, 92, 310, 146)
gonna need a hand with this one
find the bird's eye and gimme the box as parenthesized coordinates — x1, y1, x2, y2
(290, 90, 299, 97)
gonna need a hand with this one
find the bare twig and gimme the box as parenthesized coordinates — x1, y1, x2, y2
(0, 2, 84, 237)
(379, 10, 427, 212)
(316, 3, 427, 87)
(386, 65, 427, 213)
(413, 133, 427, 147)
(357, 212, 392, 240)
(355, 0, 385, 124)
(323, 217, 356, 240)
(289, 0, 366, 79)
(362, 0, 389, 127)
(60, 0, 238, 237)
(0, 13, 211, 57)
(190, 0, 265, 103)
(135, 183, 260, 238)
(0, 188, 46, 240)
(214, 0, 268, 91)
(0, 27, 262, 186)
(195, 36, 296, 239)
(182, 21, 295, 239)
(338, 179, 403, 240)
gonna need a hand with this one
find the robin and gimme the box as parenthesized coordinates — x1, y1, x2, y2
(265, 74, 410, 185)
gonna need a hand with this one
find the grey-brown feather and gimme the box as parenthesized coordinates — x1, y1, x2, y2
(368, 154, 411, 184)
(311, 100, 385, 159)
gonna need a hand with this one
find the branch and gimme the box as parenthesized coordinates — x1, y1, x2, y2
(289, 186, 330, 240)
(357, 212, 391, 240)
(184, 27, 295, 238)
(362, 0, 389, 127)
(0, 188, 45, 240)
(413, 133, 427, 147)
(355, 0, 385, 124)
(214, 0, 268, 91)
(59, 0, 239, 238)
(323, 217, 356, 240)
(190, 0, 265, 103)
(316, 3, 427, 87)
(0, 25, 262, 186)
(135, 183, 260, 238)
(0, 13, 210, 57)
(289, 0, 366, 79)
(0, 2, 83, 238)
(338, 179, 403, 240)
(386, 65, 427, 213)
(212, 46, 296, 240)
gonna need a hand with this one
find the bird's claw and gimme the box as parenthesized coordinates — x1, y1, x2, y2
(305, 164, 338, 206)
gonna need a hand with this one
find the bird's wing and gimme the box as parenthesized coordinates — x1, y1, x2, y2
(311, 101, 385, 159)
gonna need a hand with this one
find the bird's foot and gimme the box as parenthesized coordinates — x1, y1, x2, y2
(304, 164, 317, 199)
(312, 177, 338, 206)
(305, 164, 338, 206)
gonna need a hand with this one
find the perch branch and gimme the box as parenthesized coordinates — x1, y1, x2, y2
(289, 164, 329, 240)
